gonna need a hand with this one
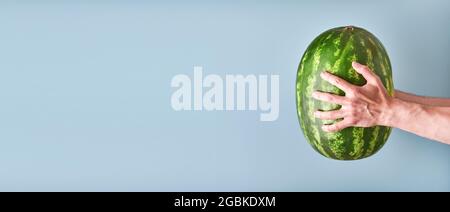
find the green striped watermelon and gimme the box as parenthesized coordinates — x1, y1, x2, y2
(296, 26, 394, 160)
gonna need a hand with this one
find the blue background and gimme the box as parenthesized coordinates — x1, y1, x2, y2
(0, 0, 449, 191)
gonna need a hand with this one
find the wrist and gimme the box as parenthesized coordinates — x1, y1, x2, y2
(378, 97, 424, 127)
(378, 97, 407, 127)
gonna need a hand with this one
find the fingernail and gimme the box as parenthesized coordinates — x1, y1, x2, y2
(321, 125, 329, 131)
(312, 91, 318, 98)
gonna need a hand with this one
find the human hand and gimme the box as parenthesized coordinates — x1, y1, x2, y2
(312, 62, 394, 132)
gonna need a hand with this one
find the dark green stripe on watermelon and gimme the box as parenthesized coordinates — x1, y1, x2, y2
(296, 26, 394, 160)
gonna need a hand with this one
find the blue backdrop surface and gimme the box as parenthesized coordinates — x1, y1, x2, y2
(0, 0, 449, 191)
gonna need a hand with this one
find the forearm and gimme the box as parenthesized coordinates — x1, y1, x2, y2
(395, 90, 450, 107)
(381, 98, 450, 144)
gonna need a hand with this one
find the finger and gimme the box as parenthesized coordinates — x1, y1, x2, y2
(320, 71, 355, 93)
(312, 91, 348, 105)
(314, 109, 346, 120)
(322, 119, 352, 132)
(352, 62, 379, 84)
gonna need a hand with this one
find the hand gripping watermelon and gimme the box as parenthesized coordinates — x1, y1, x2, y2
(296, 26, 394, 160)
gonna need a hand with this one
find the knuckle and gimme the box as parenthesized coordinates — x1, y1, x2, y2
(360, 65, 370, 71)
(350, 110, 358, 117)
(373, 74, 381, 80)
(376, 77, 384, 86)
(351, 88, 361, 95)
(342, 98, 351, 105)
(370, 74, 380, 82)
(349, 101, 358, 109)
(323, 94, 332, 101)
(334, 78, 343, 86)
(345, 89, 357, 97)
(330, 125, 338, 131)
(347, 118, 357, 125)
(317, 92, 326, 99)
(326, 112, 333, 118)
(363, 67, 371, 73)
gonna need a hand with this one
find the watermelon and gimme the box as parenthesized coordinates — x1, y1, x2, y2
(296, 26, 394, 160)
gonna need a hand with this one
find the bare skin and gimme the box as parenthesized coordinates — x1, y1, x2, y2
(312, 62, 450, 145)
(395, 90, 450, 107)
